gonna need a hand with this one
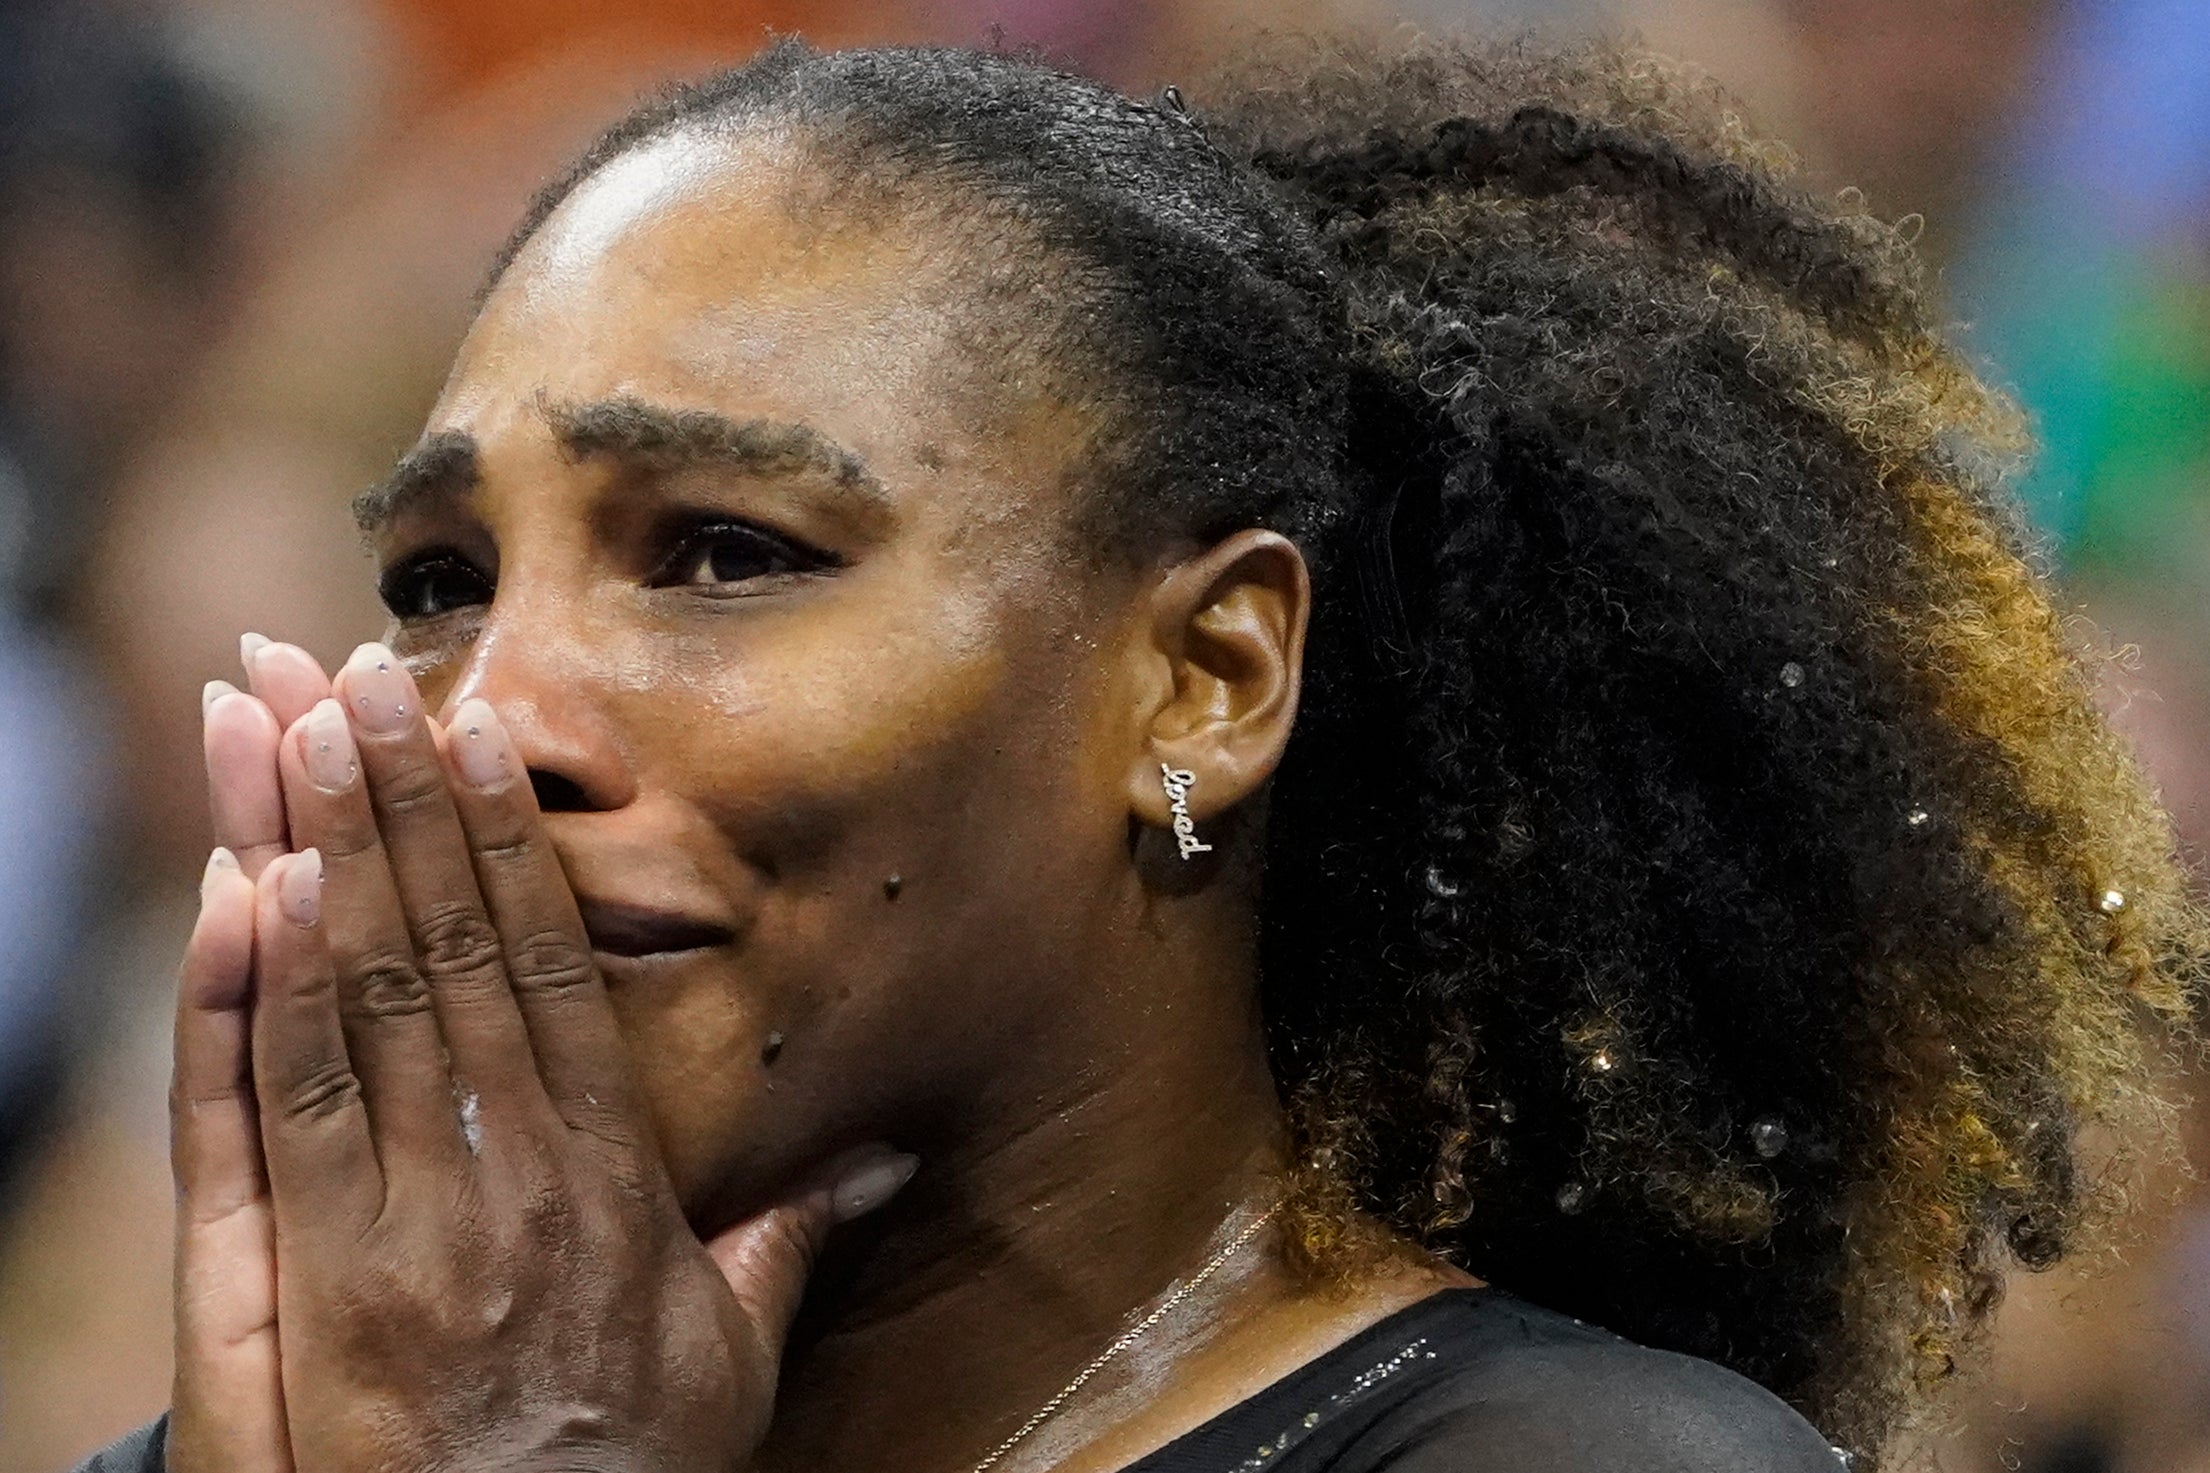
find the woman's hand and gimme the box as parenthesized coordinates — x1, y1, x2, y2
(168, 638, 332, 1473)
(236, 644, 910, 1471)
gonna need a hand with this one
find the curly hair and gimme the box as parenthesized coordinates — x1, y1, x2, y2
(491, 34, 2210, 1463)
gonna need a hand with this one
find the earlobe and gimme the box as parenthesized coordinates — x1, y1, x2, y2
(1125, 529, 1310, 846)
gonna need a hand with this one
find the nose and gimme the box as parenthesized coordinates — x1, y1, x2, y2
(440, 614, 634, 814)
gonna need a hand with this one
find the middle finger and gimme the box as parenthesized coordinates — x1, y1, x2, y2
(322, 643, 546, 1122)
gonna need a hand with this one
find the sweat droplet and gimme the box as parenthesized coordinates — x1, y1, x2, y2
(1495, 1098, 1518, 1124)
(1751, 1116, 1789, 1159)
(1586, 1048, 1616, 1075)
(1907, 808, 1930, 827)
(2098, 888, 2127, 914)
(1778, 662, 1805, 689)
(1555, 1181, 1587, 1215)
(883, 874, 904, 901)
(761, 1032, 785, 1065)
(1424, 865, 1460, 900)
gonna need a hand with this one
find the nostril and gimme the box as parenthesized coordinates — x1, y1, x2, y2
(528, 767, 590, 813)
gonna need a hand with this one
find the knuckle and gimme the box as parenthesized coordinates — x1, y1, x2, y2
(470, 830, 537, 871)
(372, 759, 450, 820)
(413, 902, 504, 979)
(173, 1075, 249, 1114)
(314, 822, 382, 865)
(756, 1204, 826, 1282)
(348, 951, 433, 1018)
(282, 1057, 363, 1124)
(564, 1096, 642, 1158)
(508, 929, 598, 995)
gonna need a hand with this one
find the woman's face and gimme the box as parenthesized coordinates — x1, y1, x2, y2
(371, 132, 1153, 1229)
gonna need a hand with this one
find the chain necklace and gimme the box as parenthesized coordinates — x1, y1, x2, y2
(968, 1201, 1282, 1473)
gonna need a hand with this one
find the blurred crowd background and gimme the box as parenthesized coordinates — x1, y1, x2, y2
(0, 0, 2205, 1468)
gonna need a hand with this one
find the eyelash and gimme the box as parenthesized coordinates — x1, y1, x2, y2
(378, 551, 490, 622)
(375, 518, 840, 623)
(648, 517, 842, 593)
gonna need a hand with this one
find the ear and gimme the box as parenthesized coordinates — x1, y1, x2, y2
(1124, 529, 1310, 847)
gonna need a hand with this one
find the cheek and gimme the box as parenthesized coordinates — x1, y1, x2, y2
(667, 529, 1105, 850)
(604, 594, 1117, 1212)
(684, 600, 1035, 850)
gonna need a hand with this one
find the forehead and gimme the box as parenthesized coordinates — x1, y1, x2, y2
(436, 129, 1093, 540)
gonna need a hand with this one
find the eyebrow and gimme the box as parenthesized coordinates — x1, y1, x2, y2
(546, 397, 891, 518)
(354, 430, 480, 533)
(353, 399, 892, 536)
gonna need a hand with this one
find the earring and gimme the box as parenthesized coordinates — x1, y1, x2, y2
(1161, 763, 1213, 860)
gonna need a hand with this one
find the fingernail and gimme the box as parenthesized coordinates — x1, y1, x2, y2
(202, 679, 238, 717)
(200, 846, 238, 902)
(830, 1150, 920, 1224)
(302, 699, 358, 791)
(451, 698, 515, 792)
(341, 642, 413, 735)
(239, 632, 271, 677)
(278, 849, 322, 928)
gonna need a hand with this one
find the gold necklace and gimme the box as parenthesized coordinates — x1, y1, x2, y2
(969, 1202, 1282, 1473)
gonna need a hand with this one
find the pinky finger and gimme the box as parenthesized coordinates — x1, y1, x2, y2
(172, 849, 264, 1226)
(172, 852, 295, 1473)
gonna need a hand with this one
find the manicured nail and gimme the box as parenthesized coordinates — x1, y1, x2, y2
(830, 1150, 920, 1224)
(239, 632, 271, 678)
(202, 679, 238, 717)
(451, 699, 515, 792)
(341, 642, 413, 735)
(278, 849, 322, 928)
(200, 846, 239, 903)
(302, 699, 358, 791)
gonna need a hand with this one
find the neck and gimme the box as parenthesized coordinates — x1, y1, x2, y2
(755, 975, 1292, 1473)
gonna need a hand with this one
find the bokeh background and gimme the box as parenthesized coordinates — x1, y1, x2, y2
(0, 0, 2205, 1468)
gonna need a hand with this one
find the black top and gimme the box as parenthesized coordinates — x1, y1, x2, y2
(72, 1289, 1845, 1472)
(1125, 1288, 1845, 1471)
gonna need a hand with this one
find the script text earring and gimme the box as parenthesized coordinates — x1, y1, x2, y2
(1161, 763, 1213, 860)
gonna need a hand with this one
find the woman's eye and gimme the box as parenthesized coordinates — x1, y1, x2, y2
(378, 552, 493, 621)
(657, 522, 833, 591)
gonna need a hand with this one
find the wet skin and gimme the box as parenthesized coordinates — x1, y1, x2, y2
(386, 139, 1183, 1233)
(175, 127, 1468, 1473)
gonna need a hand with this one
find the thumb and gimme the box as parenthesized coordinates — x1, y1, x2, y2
(706, 1145, 919, 1340)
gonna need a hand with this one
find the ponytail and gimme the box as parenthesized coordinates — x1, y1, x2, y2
(1251, 103, 1914, 344)
(1214, 38, 2206, 1458)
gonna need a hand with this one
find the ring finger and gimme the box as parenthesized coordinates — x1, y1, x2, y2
(278, 697, 468, 1167)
